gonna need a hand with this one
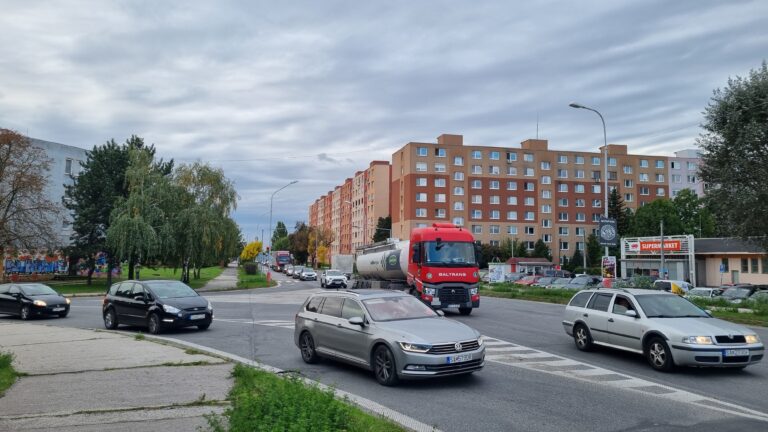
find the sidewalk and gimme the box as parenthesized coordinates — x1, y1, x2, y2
(0, 322, 232, 431)
(197, 262, 238, 292)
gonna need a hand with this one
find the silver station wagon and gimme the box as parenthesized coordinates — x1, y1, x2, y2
(562, 288, 764, 371)
(294, 290, 485, 385)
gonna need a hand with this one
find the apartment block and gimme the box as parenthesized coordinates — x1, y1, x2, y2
(668, 149, 705, 197)
(308, 161, 390, 258)
(391, 134, 678, 265)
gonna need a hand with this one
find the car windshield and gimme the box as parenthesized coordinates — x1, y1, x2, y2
(20, 284, 57, 296)
(146, 281, 198, 299)
(424, 241, 477, 267)
(363, 296, 438, 321)
(635, 294, 709, 318)
(722, 287, 751, 299)
(553, 278, 571, 285)
(326, 270, 342, 276)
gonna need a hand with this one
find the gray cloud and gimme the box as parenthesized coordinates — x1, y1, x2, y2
(1, 0, 766, 241)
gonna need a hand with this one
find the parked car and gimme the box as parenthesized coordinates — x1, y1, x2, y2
(295, 290, 485, 385)
(300, 268, 317, 281)
(684, 287, 724, 299)
(517, 275, 543, 286)
(504, 273, 526, 283)
(721, 286, 760, 304)
(750, 290, 768, 302)
(548, 277, 573, 289)
(0, 283, 71, 319)
(292, 266, 305, 279)
(284, 265, 295, 276)
(562, 288, 764, 371)
(565, 276, 601, 290)
(652, 279, 692, 295)
(103, 280, 213, 334)
(320, 269, 348, 288)
(532, 277, 556, 288)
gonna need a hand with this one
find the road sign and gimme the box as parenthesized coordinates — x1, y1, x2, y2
(598, 217, 618, 247)
(720, 263, 726, 273)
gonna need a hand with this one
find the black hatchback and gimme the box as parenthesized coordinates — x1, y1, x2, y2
(102, 280, 213, 334)
(0, 283, 71, 319)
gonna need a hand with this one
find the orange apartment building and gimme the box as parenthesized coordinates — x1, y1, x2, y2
(390, 134, 671, 265)
(309, 161, 391, 258)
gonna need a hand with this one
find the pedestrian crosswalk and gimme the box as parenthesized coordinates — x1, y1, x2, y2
(213, 318, 296, 329)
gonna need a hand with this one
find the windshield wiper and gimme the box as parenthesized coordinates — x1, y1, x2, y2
(645, 314, 674, 318)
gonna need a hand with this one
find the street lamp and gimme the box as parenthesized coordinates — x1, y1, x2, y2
(268, 180, 298, 249)
(569, 102, 609, 259)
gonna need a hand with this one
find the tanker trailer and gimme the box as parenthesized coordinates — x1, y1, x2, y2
(354, 223, 481, 315)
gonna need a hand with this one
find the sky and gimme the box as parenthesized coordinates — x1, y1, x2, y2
(2, 0, 766, 242)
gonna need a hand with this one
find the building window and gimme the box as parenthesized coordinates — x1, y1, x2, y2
(490, 210, 500, 220)
(762, 257, 768, 274)
(592, 199, 602, 208)
(639, 173, 649, 182)
(558, 198, 568, 207)
(542, 204, 552, 213)
(558, 155, 568, 164)
(591, 171, 601, 180)
(507, 211, 518, 220)
(639, 159, 649, 168)
(751, 258, 759, 273)
(524, 182, 535, 191)
(472, 225, 482, 234)
(489, 165, 500, 175)
(557, 169, 568, 179)
(624, 179, 634, 187)
(655, 173, 665, 182)
(558, 212, 569, 221)
(741, 258, 749, 273)
(575, 169, 585, 179)
(639, 187, 650, 195)
(576, 212, 586, 222)
(416, 162, 427, 172)
(454, 201, 464, 210)
(558, 183, 568, 193)
(672, 174, 682, 183)
(434, 178, 446, 187)
(435, 163, 446, 173)
(575, 156, 585, 164)
(507, 181, 517, 190)
(525, 211, 535, 221)
(453, 217, 464, 226)
(417, 147, 428, 157)
(541, 176, 552, 184)
(575, 199, 585, 207)
(489, 225, 500, 234)
(591, 156, 600, 165)
(543, 234, 552, 242)
(507, 152, 517, 162)
(687, 175, 697, 183)
(687, 162, 697, 170)
(623, 165, 633, 174)
(471, 195, 483, 204)
(454, 171, 465, 181)
(542, 219, 552, 228)
(524, 197, 535, 206)
(435, 208, 446, 218)
(453, 186, 464, 195)
(472, 150, 482, 160)
(525, 241, 535, 250)
(591, 184, 601, 194)
(721, 258, 729, 272)
(472, 165, 482, 174)
(524, 153, 534, 162)
(507, 226, 518, 235)
(541, 161, 551, 170)
(489, 180, 500, 189)
(434, 193, 446, 202)
(416, 193, 427, 202)
(471, 179, 482, 189)
(542, 190, 551, 199)
(435, 148, 447, 157)
(472, 209, 482, 219)
(576, 227, 585, 236)
(656, 187, 665, 196)
(525, 226, 535, 235)
(560, 241, 569, 251)
(575, 184, 585, 193)
(65, 158, 73, 175)
(416, 208, 427, 217)
(624, 193, 633, 202)
(608, 157, 617, 166)
(453, 156, 464, 166)
(416, 178, 427, 186)
(524, 167, 534, 177)
(655, 160, 664, 169)
(489, 151, 500, 160)
(490, 195, 500, 205)
(559, 227, 569, 235)
(507, 166, 518, 176)
(608, 171, 618, 181)
(670, 161, 680, 169)
(508, 196, 518, 205)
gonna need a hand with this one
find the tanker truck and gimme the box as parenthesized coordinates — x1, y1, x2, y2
(354, 223, 480, 315)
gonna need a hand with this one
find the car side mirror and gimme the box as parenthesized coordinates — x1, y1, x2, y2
(624, 310, 638, 318)
(348, 316, 365, 326)
(436, 309, 445, 317)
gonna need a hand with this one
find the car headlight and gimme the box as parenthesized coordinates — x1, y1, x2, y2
(207, 301, 213, 311)
(478, 336, 484, 346)
(424, 287, 436, 296)
(33, 300, 47, 307)
(426, 272, 433, 280)
(398, 342, 432, 353)
(65, 298, 71, 304)
(470, 287, 478, 295)
(472, 271, 478, 278)
(163, 304, 181, 314)
(745, 334, 761, 344)
(682, 336, 713, 345)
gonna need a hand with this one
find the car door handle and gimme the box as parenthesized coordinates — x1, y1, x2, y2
(582, 313, 588, 318)
(608, 318, 614, 322)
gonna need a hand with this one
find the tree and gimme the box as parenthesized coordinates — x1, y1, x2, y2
(272, 235, 290, 252)
(372, 216, 391, 243)
(316, 244, 329, 266)
(272, 221, 288, 245)
(288, 222, 310, 264)
(586, 233, 601, 267)
(608, 188, 633, 237)
(240, 240, 263, 262)
(513, 239, 528, 258)
(673, 189, 716, 237)
(531, 239, 552, 261)
(308, 226, 334, 266)
(698, 61, 768, 248)
(570, 249, 585, 271)
(631, 199, 684, 237)
(0, 129, 60, 249)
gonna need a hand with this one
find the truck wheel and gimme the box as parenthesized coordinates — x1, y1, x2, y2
(459, 307, 472, 316)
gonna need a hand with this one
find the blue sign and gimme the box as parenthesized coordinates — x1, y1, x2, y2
(719, 264, 726, 273)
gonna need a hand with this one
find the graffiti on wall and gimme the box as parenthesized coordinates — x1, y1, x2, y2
(75, 252, 121, 278)
(2, 249, 68, 281)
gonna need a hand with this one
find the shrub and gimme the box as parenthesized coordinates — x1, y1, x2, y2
(243, 262, 258, 275)
(1, 352, 17, 395)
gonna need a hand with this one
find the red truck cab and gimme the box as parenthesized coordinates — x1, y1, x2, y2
(407, 223, 480, 315)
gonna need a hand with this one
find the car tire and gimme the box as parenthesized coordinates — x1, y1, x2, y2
(104, 308, 119, 329)
(299, 331, 319, 364)
(646, 337, 674, 372)
(197, 323, 210, 330)
(20, 304, 31, 320)
(320, 281, 325, 288)
(373, 345, 399, 386)
(459, 307, 472, 316)
(573, 324, 594, 351)
(147, 313, 162, 335)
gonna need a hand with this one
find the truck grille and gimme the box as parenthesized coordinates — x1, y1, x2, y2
(438, 287, 469, 304)
(715, 335, 746, 344)
(428, 339, 480, 354)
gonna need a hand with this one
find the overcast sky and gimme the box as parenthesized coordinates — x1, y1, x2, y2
(2, 1, 766, 242)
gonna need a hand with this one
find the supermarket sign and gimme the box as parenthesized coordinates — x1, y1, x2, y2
(627, 240, 682, 253)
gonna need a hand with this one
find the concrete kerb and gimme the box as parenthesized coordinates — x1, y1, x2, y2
(141, 333, 441, 432)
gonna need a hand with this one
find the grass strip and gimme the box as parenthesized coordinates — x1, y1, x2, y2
(237, 268, 277, 289)
(206, 364, 406, 432)
(0, 352, 18, 397)
(44, 265, 225, 294)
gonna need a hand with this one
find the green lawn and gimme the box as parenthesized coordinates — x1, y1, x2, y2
(207, 364, 406, 432)
(43, 265, 225, 294)
(237, 268, 277, 289)
(481, 283, 768, 327)
(0, 352, 17, 397)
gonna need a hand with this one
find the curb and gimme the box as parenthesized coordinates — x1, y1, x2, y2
(142, 334, 440, 432)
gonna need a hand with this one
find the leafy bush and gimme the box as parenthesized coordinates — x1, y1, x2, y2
(243, 262, 258, 275)
(1, 352, 17, 396)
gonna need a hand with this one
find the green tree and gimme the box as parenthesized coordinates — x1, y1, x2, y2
(272, 235, 290, 252)
(272, 221, 288, 245)
(513, 239, 528, 258)
(288, 222, 310, 264)
(372, 216, 392, 243)
(478, 244, 507, 269)
(608, 188, 633, 237)
(570, 249, 585, 271)
(698, 61, 768, 247)
(531, 239, 552, 261)
(672, 189, 716, 237)
(586, 233, 601, 267)
(631, 199, 684, 237)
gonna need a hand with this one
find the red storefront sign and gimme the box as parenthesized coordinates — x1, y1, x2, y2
(639, 240, 681, 252)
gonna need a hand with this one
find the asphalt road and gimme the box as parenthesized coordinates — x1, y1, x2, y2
(6, 272, 768, 432)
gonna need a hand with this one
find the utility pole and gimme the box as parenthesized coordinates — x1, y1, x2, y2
(660, 219, 666, 279)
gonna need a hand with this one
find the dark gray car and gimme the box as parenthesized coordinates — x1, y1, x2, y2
(294, 290, 485, 386)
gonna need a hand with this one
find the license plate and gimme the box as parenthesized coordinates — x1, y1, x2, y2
(723, 349, 749, 357)
(447, 353, 472, 364)
(52, 307, 65, 312)
(446, 304, 460, 308)
(190, 314, 206, 320)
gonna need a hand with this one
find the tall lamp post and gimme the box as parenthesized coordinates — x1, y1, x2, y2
(268, 180, 299, 249)
(569, 102, 609, 259)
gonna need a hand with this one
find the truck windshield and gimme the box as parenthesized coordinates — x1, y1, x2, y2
(424, 241, 477, 267)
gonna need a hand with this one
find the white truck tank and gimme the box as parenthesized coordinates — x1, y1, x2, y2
(355, 240, 410, 281)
